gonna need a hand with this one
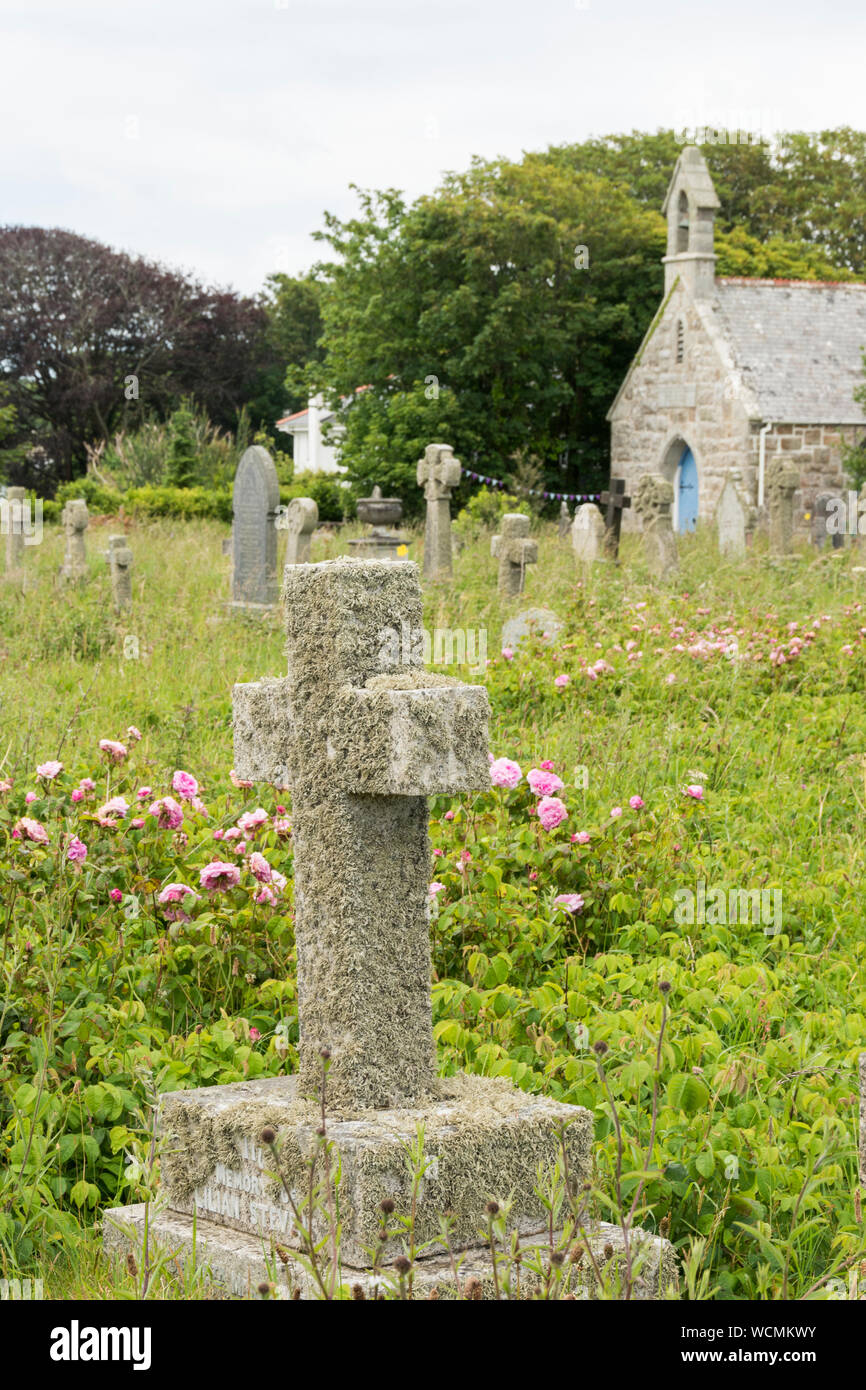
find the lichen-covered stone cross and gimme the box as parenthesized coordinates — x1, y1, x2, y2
(232, 558, 490, 1111)
(417, 442, 462, 578)
(490, 513, 538, 597)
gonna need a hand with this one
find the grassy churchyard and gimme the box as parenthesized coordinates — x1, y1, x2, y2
(1, 513, 864, 1301)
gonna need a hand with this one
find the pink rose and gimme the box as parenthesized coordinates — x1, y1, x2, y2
(79, 778, 95, 793)
(428, 881, 446, 897)
(25, 791, 37, 805)
(273, 817, 292, 837)
(249, 1027, 261, 1042)
(254, 886, 277, 906)
(71, 788, 84, 803)
(37, 760, 63, 780)
(130, 817, 144, 829)
(127, 726, 142, 742)
(66, 836, 87, 863)
(213, 827, 225, 840)
(230, 769, 254, 789)
(490, 757, 522, 790)
(248, 851, 272, 883)
(109, 888, 123, 903)
(136, 786, 152, 801)
(537, 796, 567, 832)
(444, 810, 455, 822)
(553, 893, 585, 913)
(571, 831, 591, 844)
(554, 674, 570, 688)
(527, 768, 565, 797)
(684, 785, 704, 801)
(148, 796, 184, 830)
(237, 808, 268, 835)
(199, 860, 242, 893)
(157, 883, 199, 905)
(99, 739, 128, 763)
(610, 806, 623, 819)
(97, 796, 129, 820)
(172, 769, 199, 802)
(13, 817, 48, 844)
(539, 760, 554, 771)
(629, 796, 645, 810)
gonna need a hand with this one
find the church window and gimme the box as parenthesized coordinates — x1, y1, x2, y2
(676, 318, 685, 363)
(676, 191, 690, 253)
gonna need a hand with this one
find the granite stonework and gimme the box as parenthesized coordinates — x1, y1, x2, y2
(491, 514, 538, 597)
(106, 534, 133, 610)
(608, 146, 866, 534)
(417, 443, 461, 578)
(635, 474, 678, 578)
(571, 503, 606, 570)
(59, 499, 89, 583)
(282, 497, 318, 565)
(231, 445, 280, 609)
(766, 458, 800, 559)
(715, 470, 754, 559)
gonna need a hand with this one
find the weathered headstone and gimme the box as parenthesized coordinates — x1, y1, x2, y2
(557, 500, 571, 540)
(101, 559, 682, 1298)
(600, 477, 631, 559)
(491, 513, 538, 597)
(634, 474, 678, 578)
(59, 498, 89, 583)
(766, 459, 800, 559)
(417, 443, 461, 578)
(715, 470, 753, 559)
(571, 503, 606, 570)
(283, 497, 318, 565)
(106, 534, 133, 611)
(231, 445, 280, 608)
(4, 487, 26, 579)
(812, 492, 845, 551)
(501, 607, 564, 653)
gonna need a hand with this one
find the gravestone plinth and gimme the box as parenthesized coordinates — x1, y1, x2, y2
(281, 497, 318, 565)
(59, 499, 89, 583)
(571, 503, 606, 570)
(491, 514, 537, 597)
(106, 534, 133, 611)
(634, 474, 678, 579)
(417, 443, 461, 578)
(231, 445, 280, 609)
(101, 558, 677, 1298)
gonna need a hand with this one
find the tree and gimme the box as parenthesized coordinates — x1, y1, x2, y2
(0, 227, 268, 489)
(244, 273, 325, 438)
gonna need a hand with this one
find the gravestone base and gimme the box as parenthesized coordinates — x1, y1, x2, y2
(119, 1074, 594, 1269)
(346, 531, 410, 561)
(103, 1202, 677, 1300)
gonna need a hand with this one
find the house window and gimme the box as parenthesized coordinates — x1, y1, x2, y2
(676, 318, 685, 364)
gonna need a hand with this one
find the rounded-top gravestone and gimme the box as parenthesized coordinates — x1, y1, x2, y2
(231, 446, 281, 608)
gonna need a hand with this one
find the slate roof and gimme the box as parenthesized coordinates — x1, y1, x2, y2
(711, 278, 866, 423)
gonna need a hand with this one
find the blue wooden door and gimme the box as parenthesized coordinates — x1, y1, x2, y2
(677, 447, 698, 532)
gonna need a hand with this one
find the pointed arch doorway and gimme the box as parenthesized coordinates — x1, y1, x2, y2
(676, 446, 699, 531)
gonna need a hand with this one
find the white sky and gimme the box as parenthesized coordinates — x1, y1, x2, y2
(3, 0, 865, 296)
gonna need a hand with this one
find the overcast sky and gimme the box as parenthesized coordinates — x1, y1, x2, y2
(3, 0, 865, 296)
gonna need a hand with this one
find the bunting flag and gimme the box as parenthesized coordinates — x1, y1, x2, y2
(462, 468, 601, 503)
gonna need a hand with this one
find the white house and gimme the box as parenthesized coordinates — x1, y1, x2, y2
(275, 394, 346, 475)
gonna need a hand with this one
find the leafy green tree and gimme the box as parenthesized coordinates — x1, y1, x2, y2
(245, 274, 324, 440)
(334, 380, 463, 508)
(165, 404, 198, 489)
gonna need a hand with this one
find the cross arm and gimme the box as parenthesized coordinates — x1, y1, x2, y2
(232, 677, 294, 787)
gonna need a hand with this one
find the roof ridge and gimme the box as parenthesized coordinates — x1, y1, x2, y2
(716, 276, 866, 290)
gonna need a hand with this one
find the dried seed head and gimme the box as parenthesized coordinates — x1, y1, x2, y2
(550, 1250, 565, 1266)
(320, 1046, 332, 1061)
(485, 1200, 500, 1216)
(603, 1242, 614, 1261)
(593, 1040, 609, 1057)
(351, 1283, 366, 1301)
(380, 1198, 395, 1214)
(257, 1281, 272, 1297)
(393, 1255, 411, 1275)
(464, 1276, 483, 1301)
(659, 979, 672, 995)
(260, 1126, 276, 1145)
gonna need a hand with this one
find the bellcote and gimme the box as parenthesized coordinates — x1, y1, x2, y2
(661, 146, 720, 299)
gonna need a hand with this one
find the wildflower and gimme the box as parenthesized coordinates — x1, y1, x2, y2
(501, 647, 514, 660)
(443, 810, 455, 822)
(213, 828, 225, 840)
(684, 784, 704, 801)
(554, 674, 570, 688)
(0, 779, 12, 794)
(148, 796, 184, 830)
(66, 836, 87, 863)
(199, 860, 242, 893)
(537, 796, 567, 832)
(554, 893, 585, 913)
(36, 760, 63, 780)
(270, 870, 287, 894)
(99, 739, 128, 763)
(432, 847, 444, 858)
(79, 778, 95, 793)
(96, 796, 129, 820)
(629, 796, 645, 810)
(157, 883, 199, 905)
(249, 1027, 261, 1042)
(109, 888, 123, 904)
(255, 886, 277, 906)
(13, 817, 48, 844)
(249, 851, 273, 883)
(527, 768, 565, 797)
(71, 788, 84, 803)
(172, 770, 200, 802)
(191, 796, 209, 816)
(428, 881, 446, 897)
(529, 869, 538, 881)
(25, 791, 37, 805)
(539, 760, 554, 771)
(130, 817, 144, 829)
(136, 786, 152, 801)
(610, 806, 623, 819)
(490, 757, 522, 790)
(571, 831, 591, 845)
(127, 725, 143, 742)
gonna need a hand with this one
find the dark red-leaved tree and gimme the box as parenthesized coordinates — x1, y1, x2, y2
(0, 226, 268, 489)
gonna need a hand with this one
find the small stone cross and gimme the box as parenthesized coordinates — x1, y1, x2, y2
(417, 443, 461, 578)
(106, 534, 133, 611)
(60, 499, 89, 582)
(599, 477, 631, 559)
(490, 513, 538, 597)
(232, 558, 490, 1110)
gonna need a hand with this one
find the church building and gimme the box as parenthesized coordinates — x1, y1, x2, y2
(607, 146, 866, 531)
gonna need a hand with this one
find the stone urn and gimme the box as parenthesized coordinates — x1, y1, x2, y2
(356, 485, 403, 529)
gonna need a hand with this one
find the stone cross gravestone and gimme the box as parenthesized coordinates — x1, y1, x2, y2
(812, 492, 845, 551)
(4, 487, 26, 579)
(490, 513, 538, 597)
(106, 534, 133, 611)
(634, 474, 678, 579)
(715, 471, 753, 559)
(571, 503, 606, 570)
(59, 499, 89, 583)
(600, 477, 631, 559)
(557, 500, 571, 540)
(417, 443, 461, 578)
(231, 445, 280, 608)
(766, 459, 800, 559)
(283, 497, 318, 565)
